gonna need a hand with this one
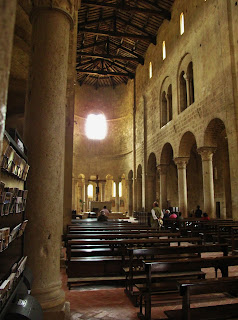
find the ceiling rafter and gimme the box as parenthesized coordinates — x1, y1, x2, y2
(77, 52, 143, 64)
(77, 28, 156, 44)
(80, 0, 171, 20)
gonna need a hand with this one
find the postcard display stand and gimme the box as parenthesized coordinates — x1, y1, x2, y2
(0, 131, 42, 320)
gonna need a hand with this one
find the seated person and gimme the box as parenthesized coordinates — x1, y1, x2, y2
(97, 210, 108, 222)
(169, 212, 177, 219)
(202, 212, 210, 220)
(163, 209, 170, 219)
(101, 205, 110, 217)
(177, 212, 183, 220)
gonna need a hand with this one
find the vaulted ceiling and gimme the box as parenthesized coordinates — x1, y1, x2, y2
(77, 0, 175, 88)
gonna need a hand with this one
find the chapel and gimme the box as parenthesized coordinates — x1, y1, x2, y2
(1, 0, 238, 319)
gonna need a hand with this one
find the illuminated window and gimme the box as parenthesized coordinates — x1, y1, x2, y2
(180, 12, 185, 35)
(149, 62, 153, 79)
(88, 184, 93, 198)
(113, 182, 122, 197)
(113, 182, 116, 197)
(119, 182, 122, 197)
(85, 113, 107, 140)
(162, 41, 166, 60)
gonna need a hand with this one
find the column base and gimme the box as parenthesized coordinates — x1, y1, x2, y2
(44, 301, 70, 320)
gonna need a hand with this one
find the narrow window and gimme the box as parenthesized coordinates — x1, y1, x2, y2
(149, 62, 153, 79)
(162, 41, 166, 60)
(88, 184, 93, 198)
(113, 182, 116, 197)
(180, 12, 185, 35)
(119, 182, 122, 197)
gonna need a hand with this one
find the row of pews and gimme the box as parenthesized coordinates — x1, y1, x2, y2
(64, 218, 238, 320)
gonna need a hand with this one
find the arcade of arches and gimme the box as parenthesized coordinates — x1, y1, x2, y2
(1, 0, 238, 318)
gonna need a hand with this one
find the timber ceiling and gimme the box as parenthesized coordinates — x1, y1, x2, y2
(77, 0, 175, 88)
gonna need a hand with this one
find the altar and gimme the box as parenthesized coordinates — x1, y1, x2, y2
(89, 201, 112, 214)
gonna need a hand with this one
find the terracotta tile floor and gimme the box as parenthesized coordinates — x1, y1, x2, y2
(62, 252, 238, 320)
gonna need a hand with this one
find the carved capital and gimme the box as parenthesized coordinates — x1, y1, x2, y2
(31, 0, 79, 28)
(174, 157, 189, 169)
(197, 147, 216, 161)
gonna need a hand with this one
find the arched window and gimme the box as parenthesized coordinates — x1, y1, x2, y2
(180, 71, 187, 112)
(88, 184, 93, 198)
(119, 182, 122, 197)
(161, 91, 167, 127)
(180, 12, 185, 35)
(187, 62, 195, 105)
(149, 62, 153, 79)
(168, 84, 172, 121)
(162, 41, 166, 60)
(85, 113, 107, 140)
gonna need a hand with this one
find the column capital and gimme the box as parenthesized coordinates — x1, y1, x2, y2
(31, 0, 79, 28)
(197, 147, 216, 161)
(157, 163, 168, 175)
(174, 157, 189, 169)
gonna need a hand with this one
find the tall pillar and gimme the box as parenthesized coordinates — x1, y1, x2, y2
(158, 164, 168, 210)
(0, 0, 17, 154)
(84, 181, 89, 212)
(72, 177, 77, 210)
(63, 1, 79, 232)
(174, 157, 189, 217)
(136, 177, 142, 211)
(197, 147, 216, 218)
(24, 0, 76, 313)
(115, 179, 120, 212)
(101, 181, 106, 201)
(128, 178, 133, 216)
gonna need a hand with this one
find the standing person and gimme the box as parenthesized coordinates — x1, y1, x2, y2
(151, 201, 163, 229)
(195, 205, 202, 218)
(101, 205, 110, 217)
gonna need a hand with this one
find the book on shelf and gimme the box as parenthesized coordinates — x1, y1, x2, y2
(18, 220, 28, 237)
(9, 223, 22, 242)
(0, 227, 10, 249)
(7, 273, 16, 290)
(16, 256, 27, 278)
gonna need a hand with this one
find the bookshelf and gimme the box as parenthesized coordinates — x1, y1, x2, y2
(0, 130, 29, 318)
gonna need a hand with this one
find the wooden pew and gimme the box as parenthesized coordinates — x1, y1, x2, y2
(125, 244, 228, 306)
(66, 237, 203, 289)
(165, 277, 238, 320)
(137, 255, 238, 320)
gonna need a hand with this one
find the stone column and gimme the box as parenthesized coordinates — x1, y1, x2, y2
(24, 0, 76, 314)
(174, 157, 189, 217)
(63, 0, 79, 233)
(137, 175, 142, 211)
(183, 73, 190, 107)
(72, 177, 76, 210)
(158, 164, 168, 210)
(115, 179, 120, 212)
(128, 178, 133, 216)
(197, 147, 216, 218)
(0, 1, 17, 154)
(101, 181, 106, 201)
(84, 181, 89, 212)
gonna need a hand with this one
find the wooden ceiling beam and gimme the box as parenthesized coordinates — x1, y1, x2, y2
(138, 0, 171, 20)
(76, 69, 134, 78)
(109, 39, 144, 64)
(78, 28, 156, 44)
(81, 0, 171, 19)
(77, 51, 143, 64)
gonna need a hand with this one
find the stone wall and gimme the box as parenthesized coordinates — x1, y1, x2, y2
(134, 0, 238, 216)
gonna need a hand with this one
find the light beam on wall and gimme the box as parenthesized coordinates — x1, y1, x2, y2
(85, 113, 107, 140)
